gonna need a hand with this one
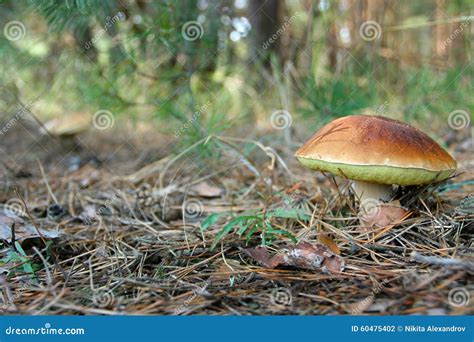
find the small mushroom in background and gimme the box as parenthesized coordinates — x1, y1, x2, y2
(295, 115, 457, 226)
(40, 112, 91, 154)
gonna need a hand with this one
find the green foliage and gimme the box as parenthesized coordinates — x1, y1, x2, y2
(0, 0, 230, 136)
(0, 0, 471, 275)
(300, 73, 375, 125)
(202, 207, 310, 250)
(397, 66, 473, 122)
(0, 243, 38, 283)
(153, 265, 167, 280)
(199, 213, 220, 232)
(29, 0, 115, 33)
(1, 0, 470, 144)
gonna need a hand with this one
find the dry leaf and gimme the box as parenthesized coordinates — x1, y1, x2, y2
(318, 233, 340, 255)
(360, 200, 409, 228)
(0, 211, 59, 241)
(244, 241, 345, 274)
(244, 246, 283, 268)
(210, 260, 242, 282)
(189, 181, 224, 197)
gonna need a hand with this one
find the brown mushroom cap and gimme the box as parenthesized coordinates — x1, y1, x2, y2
(295, 115, 457, 186)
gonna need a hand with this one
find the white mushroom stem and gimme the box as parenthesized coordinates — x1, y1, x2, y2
(352, 181, 393, 209)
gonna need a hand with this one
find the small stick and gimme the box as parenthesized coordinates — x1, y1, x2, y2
(10, 222, 18, 252)
(410, 251, 474, 272)
(37, 159, 59, 205)
(32, 247, 53, 287)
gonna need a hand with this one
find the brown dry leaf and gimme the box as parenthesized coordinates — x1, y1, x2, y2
(243, 246, 283, 268)
(244, 241, 345, 274)
(210, 260, 241, 282)
(318, 233, 340, 255)
(360, 200, 409, 228)
(0, 211, 59, 241)
(322, 254, 344, 273)
(189, 181, 224, 197)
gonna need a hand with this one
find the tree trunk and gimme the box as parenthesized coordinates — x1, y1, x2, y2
(247, 0, 283, 69)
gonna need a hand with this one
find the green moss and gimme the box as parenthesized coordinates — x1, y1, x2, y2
(296, 157, 454, 186)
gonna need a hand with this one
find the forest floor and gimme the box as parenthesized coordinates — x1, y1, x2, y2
(1, 121, 473, 315)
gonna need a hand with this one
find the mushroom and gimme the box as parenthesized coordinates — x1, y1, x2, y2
(42, 112, 91, 138)
(41, 112, 91, 152)
(295, 115, 457, 221)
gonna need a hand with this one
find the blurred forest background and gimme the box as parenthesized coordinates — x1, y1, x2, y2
(0, 0, 473, 316)
(0, 0, 472, 164)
